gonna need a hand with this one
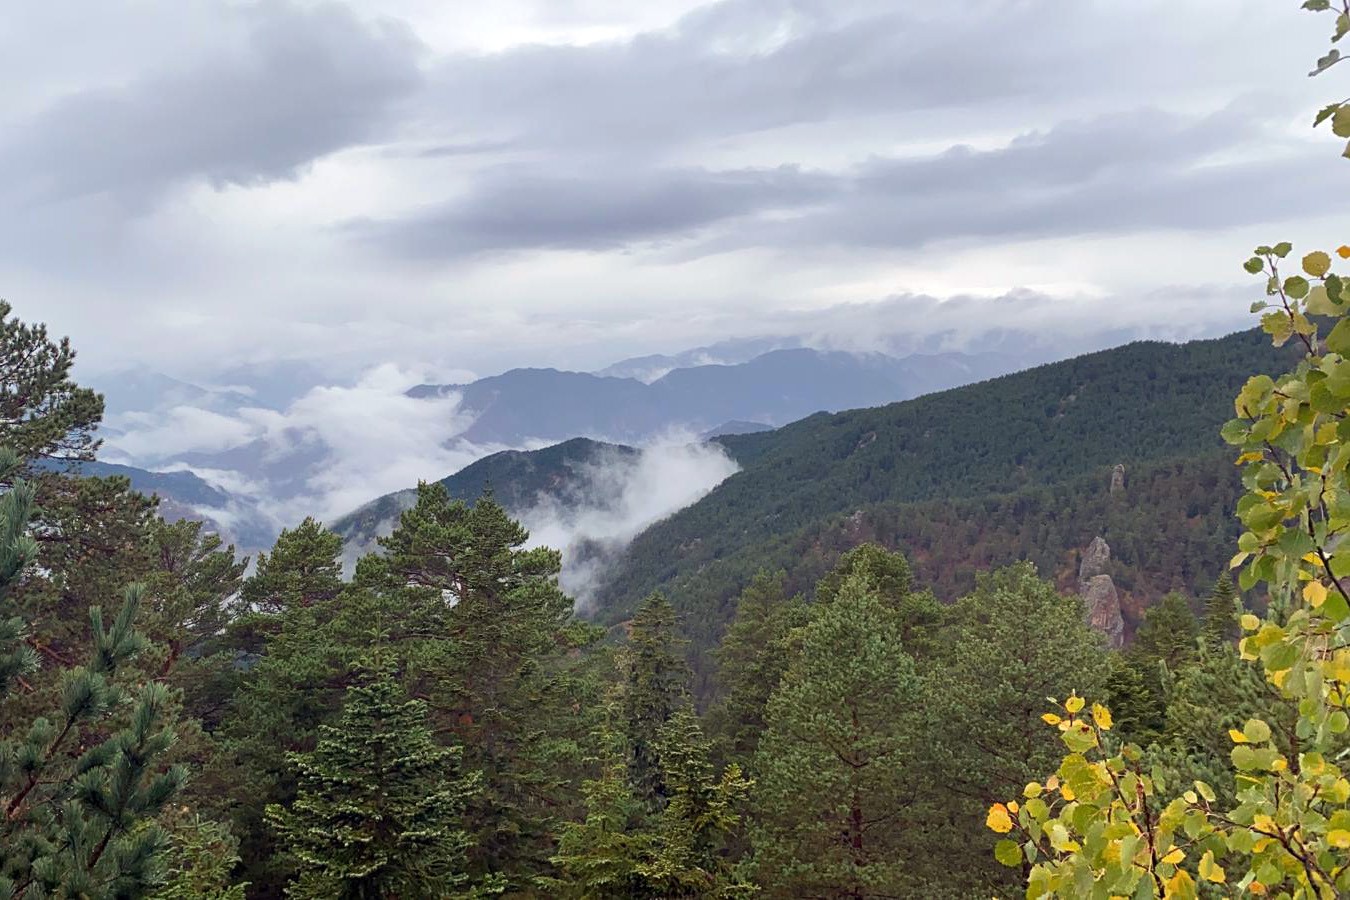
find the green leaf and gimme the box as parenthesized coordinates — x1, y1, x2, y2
(1334, 106, 1350, 139)
(1244, 257, 1266, 274)
(1312, 48, 1342, 75)
(1316, 102, 1341, 126)
(1304, 0, 1332, 10)
(994, 839, 1023, 867)
(1274, 242, 1294, 259)
(1328, 318, 1350, 355)
(1305, 250, 1333, 277)
(1308, 285, 1337, 315)
(1243, 718, 1272, 743)
(1285, 275, 1311, 299)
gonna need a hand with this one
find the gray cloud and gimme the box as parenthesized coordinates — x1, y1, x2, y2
(356, 105, 1328, 260)
(356, 163, 833, 257)
(1, 2, 422, 208)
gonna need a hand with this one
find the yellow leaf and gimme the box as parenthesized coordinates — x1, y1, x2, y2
(1007, 800, 1019, 814)
(1045, 775, 1060, 791)
(1305, 580, 1329, 608)
(1249, 881, 1267, 895)
(1060, 783, 1075, 801)
(1065, 695, 1085, 714)
(1229, 729, 1250, 744)
(1236, 451, 1264, 464)
(1329, 829, 1350, 848)
(1240, 614, 1261, 631)
(1023, 782, 1043, 798)
(986, 803, 1013, 834)
(1305, 552, 1326, 567)
(1163, 867, 1196, 900)
(1338, 245, 1350, 259)
(1092, 703, 1113, 730)
(1199, 850, 1226, 884)
(1161, 848, 1185, 865)
(1041, 713, 1061, 725)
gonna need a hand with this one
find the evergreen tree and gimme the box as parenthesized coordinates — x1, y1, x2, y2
(266, 665, 481, 899)
(358, 483, 601, 888)
(1103, 652, 1167, 746)
(925, 563, 1109, 894)
(704, 570, 808, 762)
(0, 300, 103, 465)
(1, 584, 187, 898)
(622, 592, 691, 805)
(815, 543, 943, 659)
(553, 708, 751, 899)
(749, 572, 926, 898)
(1200, 571, 1239, 649)
(241, 518, 344, 617)
(1131, 590, 1200, 672)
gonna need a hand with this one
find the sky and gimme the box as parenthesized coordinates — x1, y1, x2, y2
(5, 0, 1347, 386)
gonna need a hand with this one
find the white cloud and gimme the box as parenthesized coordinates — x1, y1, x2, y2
(517, 437, 739, 606)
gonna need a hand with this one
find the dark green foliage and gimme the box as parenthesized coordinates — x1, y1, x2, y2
(1202, 572, 1240, 649)
(266, 666, 481, 899)
(0, 585, 187, 899)
(552, 710, 752, 899)
(622, 593, 691, 806)
(923, 564, 1110, 895)
(748, 573, 926, 898)
(595, 332, 1296, 696)
(704, 571, 808, 763)
(359, 482, 601, 889)
(241, 518, 342, 616)
(1132, 591, 1201, 672)
(0, 300, 103, 464)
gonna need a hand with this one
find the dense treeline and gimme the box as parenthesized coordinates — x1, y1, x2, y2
(628, 451, 1249, 692)
(598, 329, 1295, 622)
(1, 299, 1283, 897)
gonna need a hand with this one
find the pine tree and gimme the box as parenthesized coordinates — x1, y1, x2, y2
(1200, 572, 1239, 649)
(814, 543, 943, 658)
(704, 570, 808, 762)
(924, 563, 1109, 894)
(241, 518, 344, 617)
(1, 584, 187, 897)
(749, 572, 926, 898)
(357, 483, 601, 888)
(266, 665, 481, 899)
(0, 301, 103, 465)
(622, 592, 690, 806)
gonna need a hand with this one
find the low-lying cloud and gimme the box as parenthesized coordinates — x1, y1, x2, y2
(518, 438, 739, 607)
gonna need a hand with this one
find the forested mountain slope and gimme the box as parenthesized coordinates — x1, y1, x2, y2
(329, 437, 636, 550)
(595, 330, 1295, 636)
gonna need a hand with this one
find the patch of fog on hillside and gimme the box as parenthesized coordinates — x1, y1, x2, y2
(519, 438, 739, 610)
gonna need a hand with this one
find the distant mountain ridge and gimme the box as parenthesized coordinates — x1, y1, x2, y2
(409, 346, 1042, 446)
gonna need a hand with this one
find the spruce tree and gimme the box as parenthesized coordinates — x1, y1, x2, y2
(265, 665, 481, 899)
(749, 572, 926, 898)
(814, 543, 943, 658)
(622, 592, 690, 806)
(1200, 572, 1239, 649)
(553, 707, 751, 899)
(1131, 590, 1200, 672)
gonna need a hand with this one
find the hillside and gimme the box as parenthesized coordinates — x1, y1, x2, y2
(329, 437, 638, 552)
(593, 330, 1295, 643)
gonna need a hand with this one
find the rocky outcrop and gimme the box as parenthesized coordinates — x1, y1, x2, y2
(1110, 463, 1126, 495)
(1078, 536, 1124, 649)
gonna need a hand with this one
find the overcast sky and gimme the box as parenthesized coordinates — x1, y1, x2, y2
(4, 0, 1345, 383)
